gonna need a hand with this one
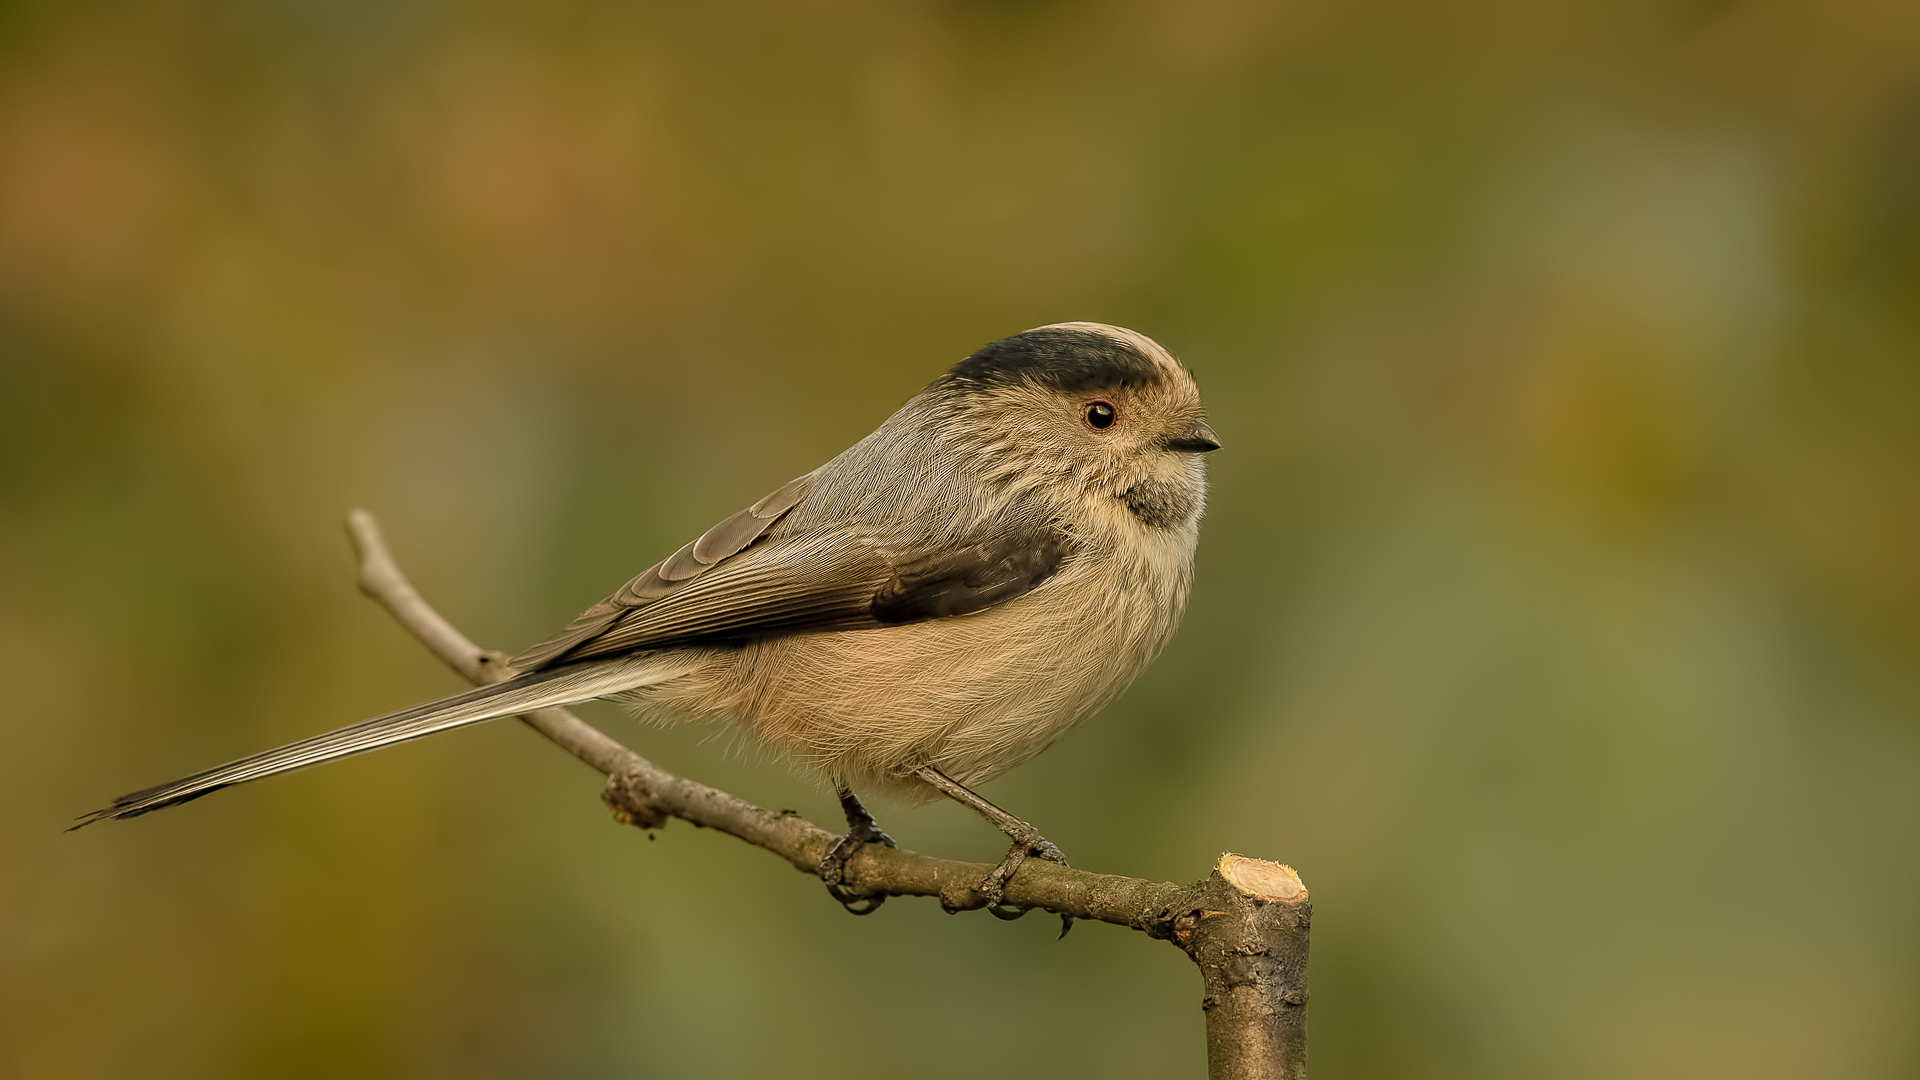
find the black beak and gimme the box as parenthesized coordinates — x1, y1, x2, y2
(1165, 421, 1221, 454)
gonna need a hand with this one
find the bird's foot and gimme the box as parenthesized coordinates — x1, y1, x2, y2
(819, 789, 895, 915)
(976, 827, 1074, 938)
(911, 764, 1076, 938)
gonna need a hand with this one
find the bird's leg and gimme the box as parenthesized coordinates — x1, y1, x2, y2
(915, 765, 1074, 938)
(818, 786, 895, 915)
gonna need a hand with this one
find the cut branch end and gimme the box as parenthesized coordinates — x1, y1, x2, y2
(1218, 854, 1307, 903)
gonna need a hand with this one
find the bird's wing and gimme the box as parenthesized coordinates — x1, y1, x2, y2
(515, 473, 1073, 670)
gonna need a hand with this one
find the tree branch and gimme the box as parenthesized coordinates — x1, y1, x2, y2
(343, 509, 1311, 1080)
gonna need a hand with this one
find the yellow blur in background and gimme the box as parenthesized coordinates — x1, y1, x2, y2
(3, 2, 1917, 1078)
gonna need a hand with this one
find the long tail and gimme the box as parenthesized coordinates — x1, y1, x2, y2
(74, 653, 678, 828)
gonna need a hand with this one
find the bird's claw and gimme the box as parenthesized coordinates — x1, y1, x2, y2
(818, 814, 896, 916)
(974, 831, 1074, 938)
(824, 880, 887, 915)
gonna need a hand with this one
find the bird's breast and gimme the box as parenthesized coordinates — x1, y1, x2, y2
(654, 527, 1195, 799)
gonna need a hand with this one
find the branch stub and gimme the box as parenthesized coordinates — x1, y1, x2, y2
(1216, 854, 1306, 903)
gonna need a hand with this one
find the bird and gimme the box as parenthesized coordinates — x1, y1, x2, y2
(77, 322, 1219, 924)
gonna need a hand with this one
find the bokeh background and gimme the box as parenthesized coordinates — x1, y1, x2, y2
(3, 1, 1917, 1077)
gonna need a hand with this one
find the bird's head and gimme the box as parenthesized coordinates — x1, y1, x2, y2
(929, 322, 1219, 532)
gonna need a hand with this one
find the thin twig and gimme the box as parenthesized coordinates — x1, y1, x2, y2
(342, 509, 1311, 1079)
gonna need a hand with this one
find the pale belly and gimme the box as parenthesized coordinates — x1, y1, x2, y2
(627, 536, 1191, 802)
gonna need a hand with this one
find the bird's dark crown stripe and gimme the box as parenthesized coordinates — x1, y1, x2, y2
(943, 328, 1164, 395)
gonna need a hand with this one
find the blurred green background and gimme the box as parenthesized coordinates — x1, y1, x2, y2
(3, 1, 1917, 1077)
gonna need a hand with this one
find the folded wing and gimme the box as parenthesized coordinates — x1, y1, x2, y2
(515, 477, 1074, 669)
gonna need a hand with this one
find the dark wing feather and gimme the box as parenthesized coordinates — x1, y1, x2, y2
(516, 482, 1073, 670)
(873, 533, 1071, 623)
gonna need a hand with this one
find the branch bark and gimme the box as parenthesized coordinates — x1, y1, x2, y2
(344, 509, 1311, 1080)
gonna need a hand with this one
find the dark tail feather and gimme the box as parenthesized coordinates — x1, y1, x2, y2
(72, 653, 675, 828)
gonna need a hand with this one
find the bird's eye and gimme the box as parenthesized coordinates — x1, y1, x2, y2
(1085, 401, 1116, 429)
